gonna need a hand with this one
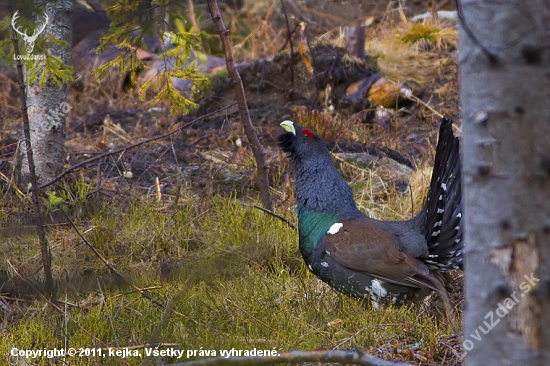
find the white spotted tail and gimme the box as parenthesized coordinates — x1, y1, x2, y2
(421, 118, 462, 271)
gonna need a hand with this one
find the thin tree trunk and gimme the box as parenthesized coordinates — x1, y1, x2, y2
(9, 2, 60, 303)
(207, 0, 273, 210)
(20, 0, 73, 188)
(459, 1, 550, 364)
(344, 25, 365, 59)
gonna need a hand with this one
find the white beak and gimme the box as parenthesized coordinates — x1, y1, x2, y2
(280, 120, 296, 135)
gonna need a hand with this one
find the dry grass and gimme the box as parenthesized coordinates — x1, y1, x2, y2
(293, 108, 359, 143)
(364, 12, 457, 85)
(231, 0, 286, 60)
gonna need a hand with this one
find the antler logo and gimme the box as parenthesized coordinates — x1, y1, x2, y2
(11, 10, 49, 54)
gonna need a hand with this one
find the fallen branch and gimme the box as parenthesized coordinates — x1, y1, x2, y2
(403, 93, 443, 119)
(39, 103, 236, 189)
(207, 0, 273, 211)
(165, 350, 412, 366)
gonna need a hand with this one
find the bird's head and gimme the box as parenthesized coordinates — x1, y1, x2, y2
(277, 121, 328, 162)
(277, 120, 362, 225)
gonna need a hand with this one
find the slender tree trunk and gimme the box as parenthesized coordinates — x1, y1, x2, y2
(207, 0, 273, 210)
(344, 25, 365, 59)
(20, 0, 73, 188)
(459, 1, 550, 364)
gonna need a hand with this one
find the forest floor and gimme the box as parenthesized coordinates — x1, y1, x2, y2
(0, 0, 464, 364)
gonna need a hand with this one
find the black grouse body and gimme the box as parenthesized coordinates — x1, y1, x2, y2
(278, 118, 462, 306)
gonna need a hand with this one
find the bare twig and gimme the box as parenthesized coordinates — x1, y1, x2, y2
(9, 3, 57, 304)
(435, 0, 451, 11)
(404, 94, 444, 118)
(166, 350, 411, 366)
(187, 0, 199, 32)
(409, 182, 415, 220)
(280, 0, 295, 91)
(277, 23, 299, 53)
(252, 205, 296, 230)
(207, 0, 273, 210)
(39, 103, 236, 189)
(284, 0, 317, 26)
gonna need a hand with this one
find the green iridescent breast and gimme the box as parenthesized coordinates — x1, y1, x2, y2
(297, 210, 339, 253)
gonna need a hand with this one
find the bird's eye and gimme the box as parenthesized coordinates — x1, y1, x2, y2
(301, 129, 314, 140)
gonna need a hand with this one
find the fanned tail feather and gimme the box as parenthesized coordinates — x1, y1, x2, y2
(421, 117, 462, 271)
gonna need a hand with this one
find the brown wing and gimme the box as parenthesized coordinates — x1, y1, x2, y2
(324, 218, 446, 293)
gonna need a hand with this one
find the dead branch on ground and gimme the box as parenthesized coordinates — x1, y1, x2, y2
(165, 350, 412, 366)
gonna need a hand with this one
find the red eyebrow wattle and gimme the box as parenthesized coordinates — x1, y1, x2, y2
(302, 129, 314, 140)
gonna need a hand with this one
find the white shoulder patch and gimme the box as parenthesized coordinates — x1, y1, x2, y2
(327, 222, 344, 235)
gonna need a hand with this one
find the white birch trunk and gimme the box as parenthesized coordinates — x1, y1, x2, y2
(20, 0, 73, 188)
(459, 1, 550, 364)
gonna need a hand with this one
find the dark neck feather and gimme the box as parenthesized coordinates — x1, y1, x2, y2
(294, 153, 362, 219)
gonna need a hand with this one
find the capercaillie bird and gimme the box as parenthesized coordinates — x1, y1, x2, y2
(278, 118, 462, 307)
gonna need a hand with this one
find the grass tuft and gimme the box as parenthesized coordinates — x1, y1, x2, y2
(399, 21, 457, 51)
(293, 109, 366, 143)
